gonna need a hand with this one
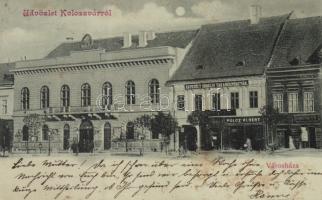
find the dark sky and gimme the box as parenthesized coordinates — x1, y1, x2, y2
(0, 0, 321, 62)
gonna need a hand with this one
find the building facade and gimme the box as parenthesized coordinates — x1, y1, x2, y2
(12, 30, 198, 153)
(169, 77, 266, 150)
(266, 16, 322, 149)
(167, 8, 291, 151)
(0, 62, 15, 151)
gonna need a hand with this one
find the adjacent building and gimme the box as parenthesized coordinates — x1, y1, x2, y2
(266, 16, 322, 149)
(167, 6, 292, 151)
(0, 62, 15, 150)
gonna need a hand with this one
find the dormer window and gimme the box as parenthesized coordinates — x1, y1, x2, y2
(196, 65, 204, 70)
(235, 61, 245, 67)
(81, 33, 93, 49)
(289, 57, 300, 66)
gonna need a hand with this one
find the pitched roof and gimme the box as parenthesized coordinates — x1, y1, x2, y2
(168, 14, 290, 82)
(270, 16, 322, 67)
(0, 62, 15, 85)
(46, 30, 199, 58)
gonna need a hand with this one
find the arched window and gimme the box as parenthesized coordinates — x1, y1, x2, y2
(40, 86, 50, 109)
(22, 125, 29, 141)
(42, 124, 49, 141)
(102, 82, 112, 107)
(81, 83, 91, 107)
(125, 81, 135, 105)
(21, 87, 30, 110)
(61, 85, 70, 107)
(149, 79, 160, 104)
(63, 124, 70, 150)
(126, 122, 134, 139)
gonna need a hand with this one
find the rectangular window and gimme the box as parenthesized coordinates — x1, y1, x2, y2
(273, 93, 283, 112)
(249, 91, 258, 108)
(212, 93, 221, 111)
(288, 93, 298, 113)
(2, 100, 7, 114)
(177, 95, 185, 111)
(303, 92, 314, 112)
(195, 95, 203, 111)
(231, 92, 239, 109)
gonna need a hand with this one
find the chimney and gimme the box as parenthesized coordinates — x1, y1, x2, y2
(249, 5, 262, 25)
(146, 31, 156, 41)
(138, 31, 147, 47)
(123, 32, 132, 48)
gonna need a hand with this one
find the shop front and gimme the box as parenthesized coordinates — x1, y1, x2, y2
(276, 113, 322, 149)
(209, 116, 265, 151)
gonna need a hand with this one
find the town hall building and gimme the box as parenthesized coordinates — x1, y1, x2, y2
(11, 30, 198, 153)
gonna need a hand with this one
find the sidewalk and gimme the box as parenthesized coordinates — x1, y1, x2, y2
(5, 148, 322, 158)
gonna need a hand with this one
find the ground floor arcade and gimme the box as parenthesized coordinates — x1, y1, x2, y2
(12, 112, 169, 154)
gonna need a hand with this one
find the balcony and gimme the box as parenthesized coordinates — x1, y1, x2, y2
(14, 103, 170, 120)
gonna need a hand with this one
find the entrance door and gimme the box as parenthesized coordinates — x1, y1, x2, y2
(184, 126, 197, 151)
(230, 126, 244, 150)
(63, 124, 70, 150)
(308, 127, 317, 148)
(79, 120, 94, 153)
(104, 122, 111, 150)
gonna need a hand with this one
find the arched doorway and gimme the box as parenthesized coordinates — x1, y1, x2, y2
(104, 122, 111, 150)
(63, 124, 70, 150)
(184, 126, 197, 151)
(22, 125, 29, 141)
(126, 122, 134, 139)
(79, 120, 94, 153)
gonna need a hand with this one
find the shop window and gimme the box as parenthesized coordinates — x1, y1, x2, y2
(249, 91, 258, 108)
(177, 95, 185, 111)
(273, 93, 283, 112)
(303, 92, 314, 112)
(212, 93, 221, 111)
(288, 93, 298, 113)
(231, 92, 239, 109)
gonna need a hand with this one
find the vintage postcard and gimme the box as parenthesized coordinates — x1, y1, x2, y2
(0, 0, 322, 199)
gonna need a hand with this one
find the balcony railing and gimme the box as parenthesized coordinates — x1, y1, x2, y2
(14, 103, 170, 116)
(111, 139, 163, 152)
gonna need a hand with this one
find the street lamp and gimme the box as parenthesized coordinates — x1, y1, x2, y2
(48, 129, 58, 156)
(39, 143, 42, 153)
(139, 134, 145, 156)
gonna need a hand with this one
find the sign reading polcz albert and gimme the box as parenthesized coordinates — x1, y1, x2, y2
(211, 116, 262, 124)
(225, 116, 262, 123)
(185, 80, 249, 90)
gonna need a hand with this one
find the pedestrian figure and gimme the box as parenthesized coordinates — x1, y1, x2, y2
(211, 135, 217, 150)
(245, 138, 252, 151)
(89, 141, 94, 153)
